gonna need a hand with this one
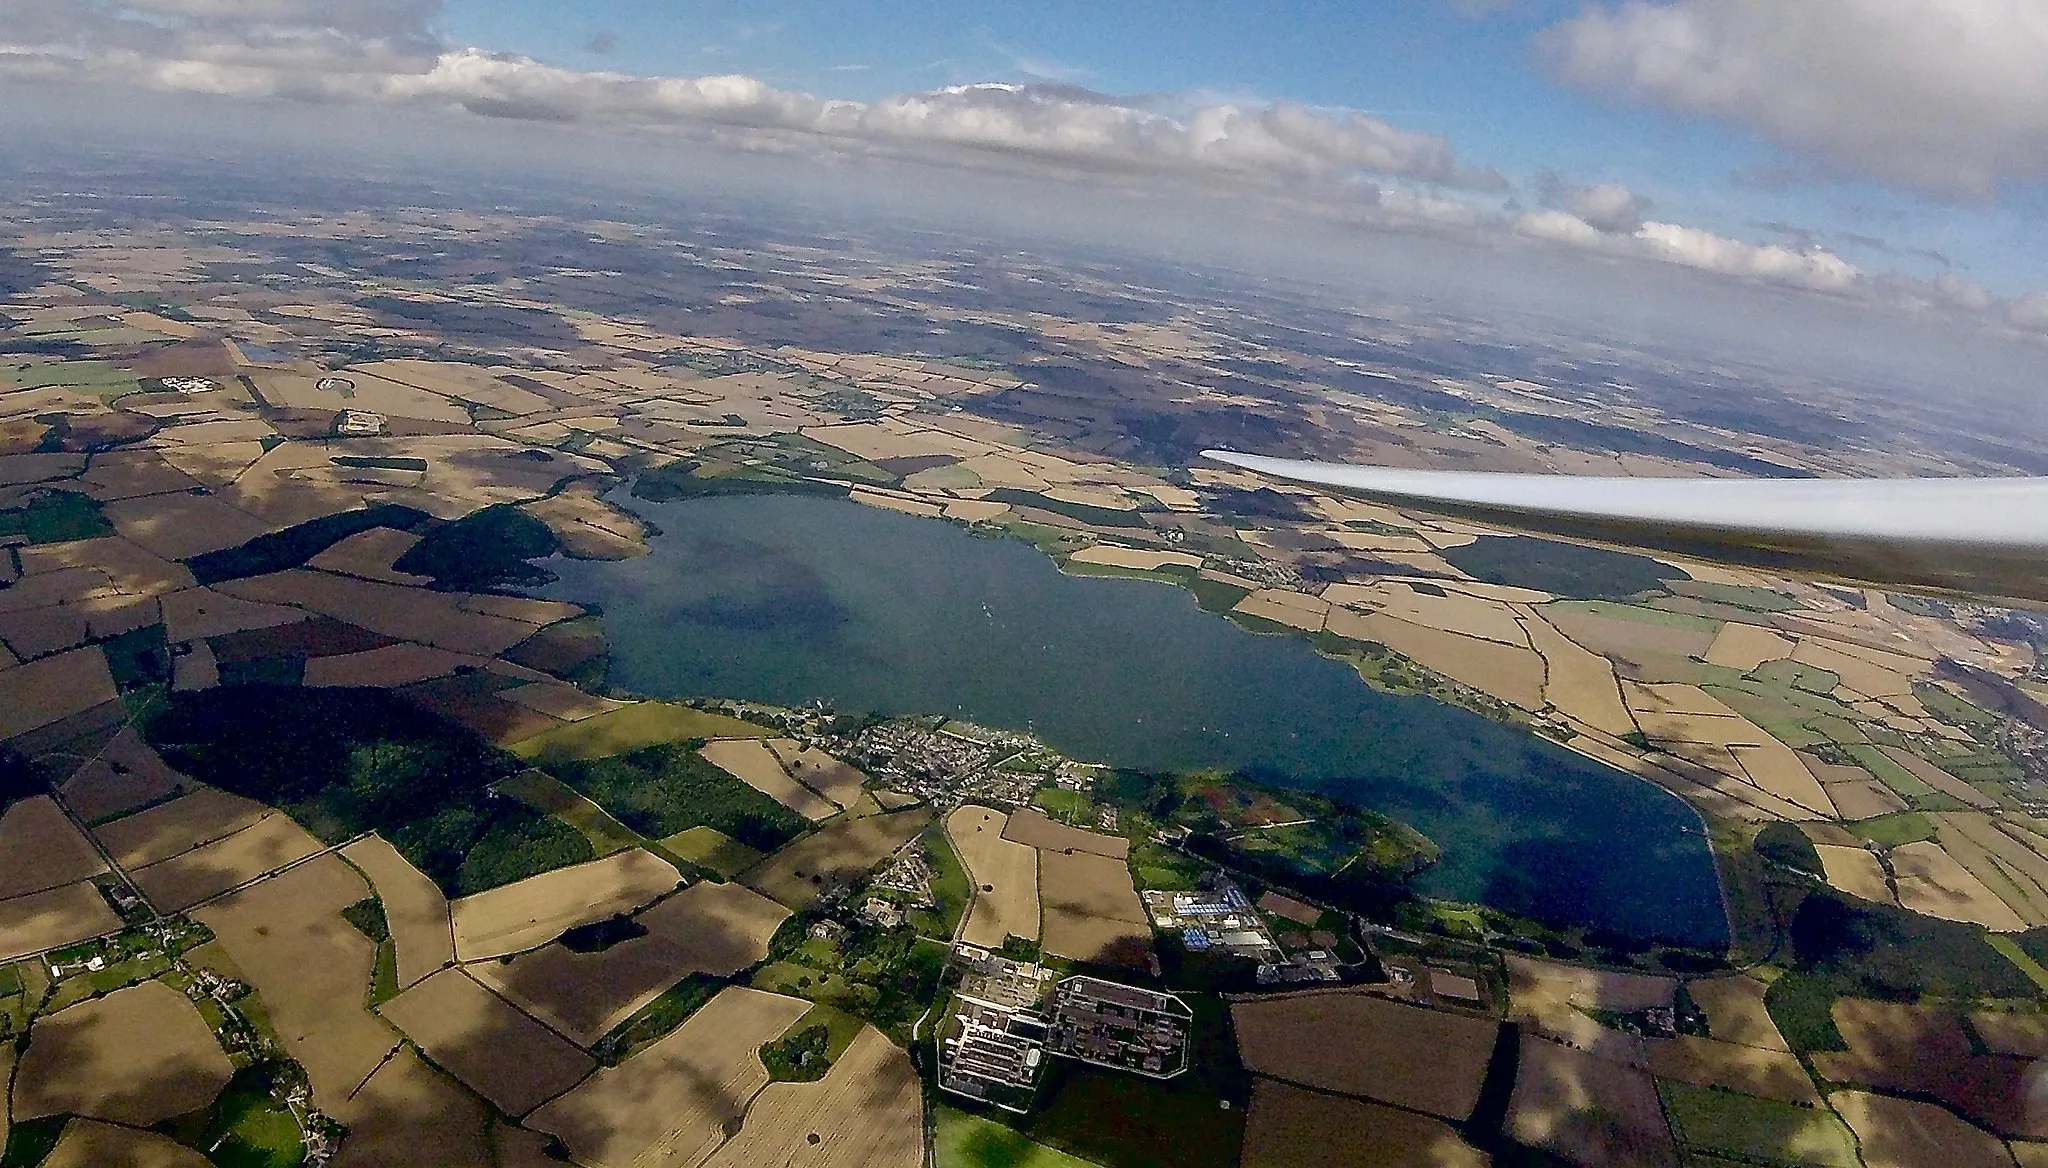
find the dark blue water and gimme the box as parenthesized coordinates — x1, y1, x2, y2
(543, 493, 1728, 944)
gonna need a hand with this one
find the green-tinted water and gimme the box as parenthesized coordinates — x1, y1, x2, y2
(543, 493, 1727, 943)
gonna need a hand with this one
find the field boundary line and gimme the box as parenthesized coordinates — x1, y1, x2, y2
(177, 830, 374, 914)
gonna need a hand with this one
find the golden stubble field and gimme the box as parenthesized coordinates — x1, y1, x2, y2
(13, 979, 235, 1127)
(0, 881, 122, 962)
(1037, 849, 1149, 966)
(192, 855, 401, 1118)
(0, 646, 118, 742)
(129, 813, 325, 912)
(40, 1120, 213, 1168)
(450, 847, 683, 961)
(998, 807, 1128, 858)
(701, 738, 841, 820)
(1645, 1034, 1820, 1105)
(326, 1046, 491, 1168)
(471, 880, 788, 1047)
(1831, 1090, 2013, 1168)
(92, 787, 270, 869)
(947, 806, 1040, 948)
(768, 739, 870, 810)
(527, 985, 810, 1168)
(696, 1025, 925, 1168)
(378, 968, 595, 1117)
(340, 834, 453, 990)
(1233, 991, 1498, 1121)
(1688, 976, 1792, 1052)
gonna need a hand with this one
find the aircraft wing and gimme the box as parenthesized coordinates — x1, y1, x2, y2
(1202, 450, 2048, 605)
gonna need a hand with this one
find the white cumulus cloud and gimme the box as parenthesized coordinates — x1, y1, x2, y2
(2012, 292, 2048, 334)
(1514, 208, 1606, 246)
(1541, 0, 2048, 199)
(1513, 210, 1865, 294)
(0, 4, 1500, 192)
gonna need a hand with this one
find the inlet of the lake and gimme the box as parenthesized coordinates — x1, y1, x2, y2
(541, 492, 1728, 945)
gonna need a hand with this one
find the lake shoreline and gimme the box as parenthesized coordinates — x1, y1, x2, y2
(540, 489, 1730, 946)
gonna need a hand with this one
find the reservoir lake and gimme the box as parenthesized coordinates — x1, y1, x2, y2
(543, 492, 1728, 944)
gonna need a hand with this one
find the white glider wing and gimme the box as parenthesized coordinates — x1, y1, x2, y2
(1202, 451, 2048, 605)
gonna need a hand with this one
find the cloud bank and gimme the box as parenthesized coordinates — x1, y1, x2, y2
(1542, 0, 2048, 199)
(0, 0, 2043, 335)
(0, 1, 1499, 190)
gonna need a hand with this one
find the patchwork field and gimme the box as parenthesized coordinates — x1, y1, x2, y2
(1233, 992, 1497, 1120)
(450, 847, 683, 961)
(1704, 622, 1795, 672)
(0, 646, 117, 741)
(495, 768, 644, 857)
(1972, 1011, 2048, 1058)
(702, 738, 841, 820)
(1000, 807, 1129, 858)
(1038, 849, 1149, 966)
(128, 812, 325, 911)
(192, 854, 402, 1112)
(1241, 1079, 1486, 1168)
(1659, 1081, 1857, 1168)
(1940, 815, 2048, 920)
(1544, 605, 1716, 670)
(744, 808, 934, 910)
(768, 739, 870, 809)
(92, 787, 270, 869)
(1333, 581, 1530, 645)
(1816, 844, 1895, 904)
(948, 805, 1041, 948)
(218, 569, 536, 656)
(326, 1045, 491, 1168)
(341, 834, 454, 990)
(1344, 610, 1546, 710)
(1890, 840, 2027, 930)
(41, 1121, 213, 1168)
(1067, 544, 1202, 572)
(1831, 1090, 2013, 1168)
(1884, 747, 1997, 809)
(528, 985, 809, 1168)
(696, 1025, 925, 1168)
(1645, 1035, 1820, 1104)
(0, 796, 106, 899)
(1792, 640, 1917, 699)
(661, 825, 765, 877)
(509, 701, 773, 762)
(473, 880, 787, 1047)
(58, 726, 190, 823)
(379, 968, 595, 1117)
(13, 980, 234, 1126)
(1809, 999, 2036, 1137)
(1507, 1039, 1677, 1168)
(303, 642, 480, 688)
(1522, 611, 1638, 737)
(0, 881, 123, 960)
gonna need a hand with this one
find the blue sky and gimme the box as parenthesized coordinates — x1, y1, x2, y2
(439, 0, 2047, 296)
